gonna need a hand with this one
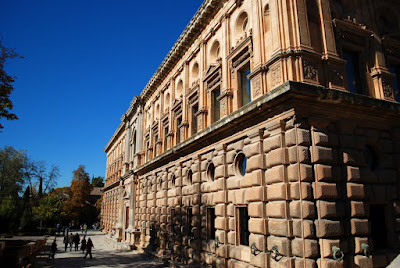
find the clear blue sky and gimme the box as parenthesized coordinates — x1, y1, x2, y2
(0, 0, 203, 188)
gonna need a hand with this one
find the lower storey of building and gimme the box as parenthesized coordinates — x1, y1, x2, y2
(102, 83, 400, 267)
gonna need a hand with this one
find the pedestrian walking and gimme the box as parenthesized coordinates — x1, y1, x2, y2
(84, 238, 94, 259)
(51, 239, 57, 259)
(74, 233, 80, 251)
(84, 223, 88, 237)
(63, 235, 68, 251)
(68, 233, 74, 251)
(80, 224, 84, 233)
(80, 237, 87, 254)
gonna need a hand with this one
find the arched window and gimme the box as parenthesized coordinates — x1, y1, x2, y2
(171, 174, 176, 188)
(187, 169, 193, 185)
(191, 62, 199, 83)
(165, 92, 170, 112)
(263, 4, 270, 33)
(156, 104, 160, 119)
(207, 162, 215, 181)
(176, 79, 183, 97)
(210, 41, 220, 63)
(236, 12, 249, 35)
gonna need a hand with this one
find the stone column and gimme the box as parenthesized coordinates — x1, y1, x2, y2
(115, 180, 124, 241)
(124, 124, 131, 173)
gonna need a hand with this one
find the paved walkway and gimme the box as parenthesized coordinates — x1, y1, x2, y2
(52, 230, 165, 268)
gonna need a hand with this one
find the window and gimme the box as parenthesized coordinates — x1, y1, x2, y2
(235, 12, 249, 35)
(389, 66, 400, 102)
(154, 134, 158, 157)
(239, 63, 251, 106)
(207, 207, 216, 240)
(176, 116, 182, 144)
(207, 162, 215, 181)
(187, 169, 193, 185)
(210, 41, 220, 63)
(263, 4, 270, 33)
(164, 126, 169, 151)
(186, 207, 193, 238)
(236, 207, 250, 246)
(370, 204, 388, 250)
(212, 87, 221, 123)
(171, 174, 176, 188)
(176, 80, 183, 97)
(192, 104, 198, 135)
(235, 152, 247, 177)
(344, 50, 362, 94)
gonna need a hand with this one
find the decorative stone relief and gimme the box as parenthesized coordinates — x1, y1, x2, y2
(197, 116, 203, 131)
(271, 65, 282, 87)
(220, 97, 227, 117)
(382, 80, 394, 98)
(180, 127, 185, 141)
(252, 75, 262, 97)
(303, 60, 318, 81)
(331, 68, 344, 87)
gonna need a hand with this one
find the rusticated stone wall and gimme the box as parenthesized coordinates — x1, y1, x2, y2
(129, 83, 400, 267)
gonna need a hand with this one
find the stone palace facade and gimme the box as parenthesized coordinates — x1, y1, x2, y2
(101, 0, 400, 267)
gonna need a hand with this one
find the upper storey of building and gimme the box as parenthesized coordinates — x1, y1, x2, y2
(104, 0, 400, 187)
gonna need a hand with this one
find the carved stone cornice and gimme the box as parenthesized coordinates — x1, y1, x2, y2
(140, 0, 226, 102)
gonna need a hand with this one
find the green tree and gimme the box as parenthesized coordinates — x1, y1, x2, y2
(91, 176, 104, 187)
(0, 146, 27, 199)
(32, 193, 64, 225)
(0, 41, 22, 130)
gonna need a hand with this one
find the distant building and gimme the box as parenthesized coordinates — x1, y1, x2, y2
(88, 187, 102, 205)
(101, 0, 400, 267)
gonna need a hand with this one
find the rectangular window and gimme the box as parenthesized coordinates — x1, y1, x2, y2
(164, 126, 169, 151)
(191, 104, 198, 135)
(343, 50, 362, 94)
(154, 134, 158, 157)
(239, 63, 251, 106)
(212, 87, 220, 123)
(389, 66, 400, 102)
(176, 116, 182, 144)
(186, 207, 192, 238)
(207, 207, 216, 240)
(236, 207, 250, 246)
(370, 204, 388, 250)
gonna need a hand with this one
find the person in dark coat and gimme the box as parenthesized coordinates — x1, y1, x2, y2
(51, 239, 57, 259)
(80, 237, 87, 254)
(83, 238, 94, 259)
(63, 235, 68, 251)
(73, 233, 80, 251)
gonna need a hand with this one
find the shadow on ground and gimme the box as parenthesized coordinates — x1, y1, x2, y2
(55, 251, 165, 268)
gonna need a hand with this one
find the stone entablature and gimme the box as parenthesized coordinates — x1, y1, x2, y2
(102, 0, 400, 266)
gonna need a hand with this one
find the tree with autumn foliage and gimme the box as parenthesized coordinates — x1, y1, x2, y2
(63, 165, 93, 224)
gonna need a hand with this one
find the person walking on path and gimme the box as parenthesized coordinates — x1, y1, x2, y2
(63, 235, 68, 251)
(73, 233, 80, 251)
(68, 233, 74, 251)
(51, 239, 57, 259)
(80, 237, 87, 254)
(84, 224, 88, 237)
(80, 224, 84, 233)
(83, 238, 94, 259)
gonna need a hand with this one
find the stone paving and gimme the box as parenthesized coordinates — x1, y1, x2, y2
(50, 230, 165, 268)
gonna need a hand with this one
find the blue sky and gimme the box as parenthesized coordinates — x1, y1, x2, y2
(0, 0, 203, 188)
